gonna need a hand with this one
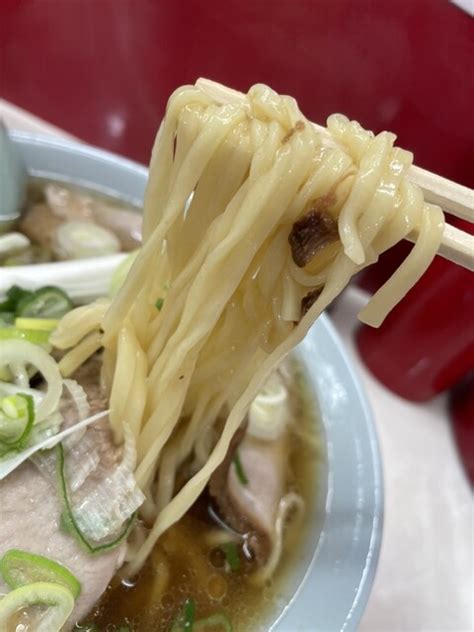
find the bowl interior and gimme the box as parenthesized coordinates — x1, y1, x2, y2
(11, 131, 148, 207)
(273, 317, 383, 631)
(9, 133, 383, 631)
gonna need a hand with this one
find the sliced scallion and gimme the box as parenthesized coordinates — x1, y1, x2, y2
(0, 549, 81, 598)
(232, 451, 248, 485)
(56, 443, 135, 554)
(194, 613, 233, 631)
(0, 581, 74, 632)
(56, 221, 120, 260)
(0, 285, 32, 314)
(16, 286, 73, 319)
(155, 297, 164, 311)
(0, 326, 50, 345)
(220, 542, 240, 572)
(0, 393, 34, 456)
(170, 597, 196, 631)
(15, 317, 60, 332)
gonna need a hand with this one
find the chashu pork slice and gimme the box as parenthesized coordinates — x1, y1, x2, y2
(0, 354, 125, 628)
(209, 429, 289, 562)
(0, 457, 125, 629)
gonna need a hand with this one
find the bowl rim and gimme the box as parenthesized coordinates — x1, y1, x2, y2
(9, 129, 148, 207)
(10, 129, 148, 175)
(269, 311, 383, 631)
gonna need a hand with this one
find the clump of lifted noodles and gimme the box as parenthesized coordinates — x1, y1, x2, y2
(52, 80, 444, 574)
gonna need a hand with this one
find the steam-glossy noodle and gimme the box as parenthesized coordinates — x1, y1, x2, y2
(51, 82, 444, 574)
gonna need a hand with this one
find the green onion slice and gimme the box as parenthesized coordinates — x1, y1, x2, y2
(220, 542, 240, 572)
(170, 597, 196, 631)
(232, 451, 248, 485)
(56, 443, 135, 554)
(16, 286, 73, 319)
(194, 613, 233, 632)
(0, 581, 75, 632)
(0, 326, 51, 345)
(0, 549, 81, 598)
(0, 394, 34, 456)
(0, 285, 32, 314)
(155, 297, 164, 311)
(15, 317, 60, 332)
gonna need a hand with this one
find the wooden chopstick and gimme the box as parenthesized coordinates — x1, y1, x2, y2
(406, 167, 473, 224)
(407, 224, 473, 271)
(196, 78, 474, 271)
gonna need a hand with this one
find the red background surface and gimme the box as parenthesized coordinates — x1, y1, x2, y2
(1, 1, 473, 473)
(1, 0, 473, 188)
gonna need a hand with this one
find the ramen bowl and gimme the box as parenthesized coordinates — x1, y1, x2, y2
(6, 133, 383, 631)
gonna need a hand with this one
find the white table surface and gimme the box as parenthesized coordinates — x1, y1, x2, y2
(1, 98, 472, 632)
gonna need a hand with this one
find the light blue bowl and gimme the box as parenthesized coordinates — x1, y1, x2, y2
(275, 320, 383, 631)
(10, 133, 383, 631)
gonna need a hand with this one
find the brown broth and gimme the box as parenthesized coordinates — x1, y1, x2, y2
(81, 362, 323, 632)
